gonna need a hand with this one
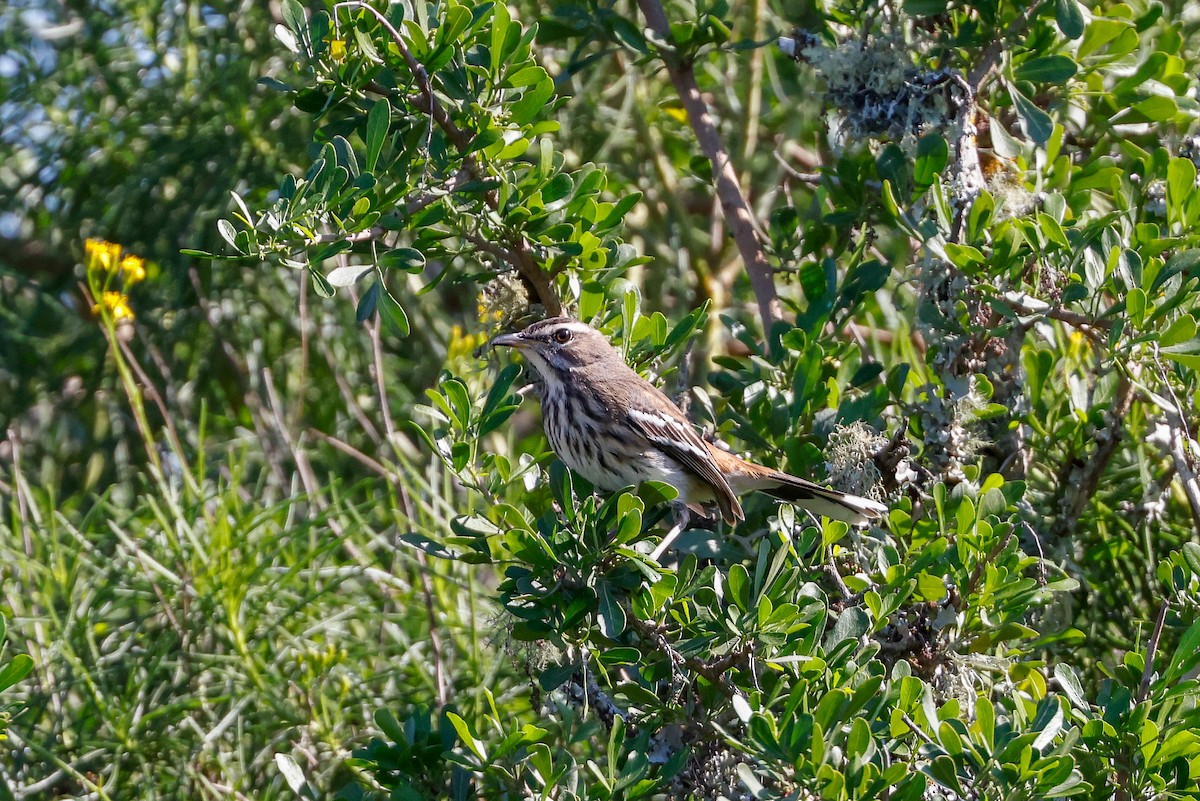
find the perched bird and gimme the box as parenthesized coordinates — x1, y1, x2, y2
(490, 318, 887, 535)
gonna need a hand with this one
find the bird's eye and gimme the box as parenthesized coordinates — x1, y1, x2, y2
(553, 328, 573, 344)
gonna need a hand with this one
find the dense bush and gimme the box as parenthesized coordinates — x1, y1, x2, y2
(3, 0, 1200, 799)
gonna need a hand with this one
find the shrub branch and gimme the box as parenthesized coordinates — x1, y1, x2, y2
(332, 1, 562, 315)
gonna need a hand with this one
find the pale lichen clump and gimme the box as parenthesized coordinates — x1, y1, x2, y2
(476, 270, 531, 329)
(825, 420, 887, 499)
(915, 378, 987, 485)
(986, 159, 1041, 220)
(779, 29, 961, 148)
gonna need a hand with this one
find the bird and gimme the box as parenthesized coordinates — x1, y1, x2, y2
(489, 317, 887, 545)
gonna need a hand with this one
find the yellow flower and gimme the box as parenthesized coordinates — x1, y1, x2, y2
(329, 38, 347, 62)
(94, 291, 134, 322)
(85, 238, 122, 273)
(447, 324, 486, 363)
(85, 238, 150, 287)
(120, 254, 146, 284)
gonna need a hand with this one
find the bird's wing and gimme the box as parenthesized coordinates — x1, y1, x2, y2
(624, 395, 744, 522)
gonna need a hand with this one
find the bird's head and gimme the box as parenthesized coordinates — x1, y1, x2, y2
(489, 317, 618, 379)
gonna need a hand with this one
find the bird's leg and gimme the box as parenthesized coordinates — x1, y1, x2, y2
(650, 505, 691, 561)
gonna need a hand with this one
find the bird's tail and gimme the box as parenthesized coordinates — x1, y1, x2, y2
(721, 458, 887, 525)
(706, 445, 888, 525)
(755, 474, 887, 525)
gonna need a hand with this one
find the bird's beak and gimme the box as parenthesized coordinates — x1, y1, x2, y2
(488, 332, 528, 350)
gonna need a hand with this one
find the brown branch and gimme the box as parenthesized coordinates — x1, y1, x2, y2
(332, 2, 561, 315)
(962, 532, 1015, 603)
(311, 171, 472, 250)
(636, 0, 781, 331)
(1161, 418, 1200, 533)
(311, 226, 385, 245)
(458, 231, 519, 265)
(1049, 375, 1134, 540)
(362, 288, 448, 706)
(626, 612, 739, 696)
(1003, 292, 1112, 341)
(774, 149, 823, 186)
(899, 711, 937, 746)
(967, 2, 1045, 91)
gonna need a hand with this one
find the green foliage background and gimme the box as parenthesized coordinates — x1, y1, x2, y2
(2, 0, 1200, 798)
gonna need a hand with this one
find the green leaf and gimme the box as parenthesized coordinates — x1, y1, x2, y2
(466, 128, 503, 155)
(542, 173, 573, 203)
(1054, 664, 1088, 710)
(1166, 618, 1200, 681)
(506, 66, 546, 87)
(1032, 699, 1065, 751)
(490, 2, 510, 74)
(374, 709, 407, 743)
(1010, 85, 1054, 145)
(379, 284, 410, 335)
(609, 16, 649, 53)
(378, 247, 427, 272)
(310, 268, 335, 298)
(365, 100, 390, 173)
(282, 0, 306, 35)
(1136, 95, 1178, 121)
(975, 696, 995, 750)
(0, 653, 32, 693)
(1055, 0, 1085, 39)
(943, 243, 986, 270)
(1015, 55, 1078, 83)
(217, 219, 241, 253)
(636, 479, 678, 508)
(510, 78, 555, 126)
(880, 179, 903, 219)
(1167, 157, 1197, 220)
(331, 134, 359, 177)
(597, 193, 641, 230)
(1127, 288, 1146, 326)
(1160, 315, 1197, 347)
(446, 711, 487, 760)
(1038, 212, 1070, 248)
(913, 134, 949, 186)
(539, 663, 576, 691)
(916, 573, 947, 601)
(824, 607, 869, 649)
(904, 0, 948, 15)
(596, 582, 626, 638)
(356, 281, 380, 323)
(480, 363, 521, 433)
(727, 563, 751, 612)
(326, 264, 373, 287)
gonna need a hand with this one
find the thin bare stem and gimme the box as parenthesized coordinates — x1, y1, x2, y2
(636, 0, 781, 331)
(312, 226, 386, 245)
(1137, 601, 1170, 703)
(899, 711, 937, 746)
